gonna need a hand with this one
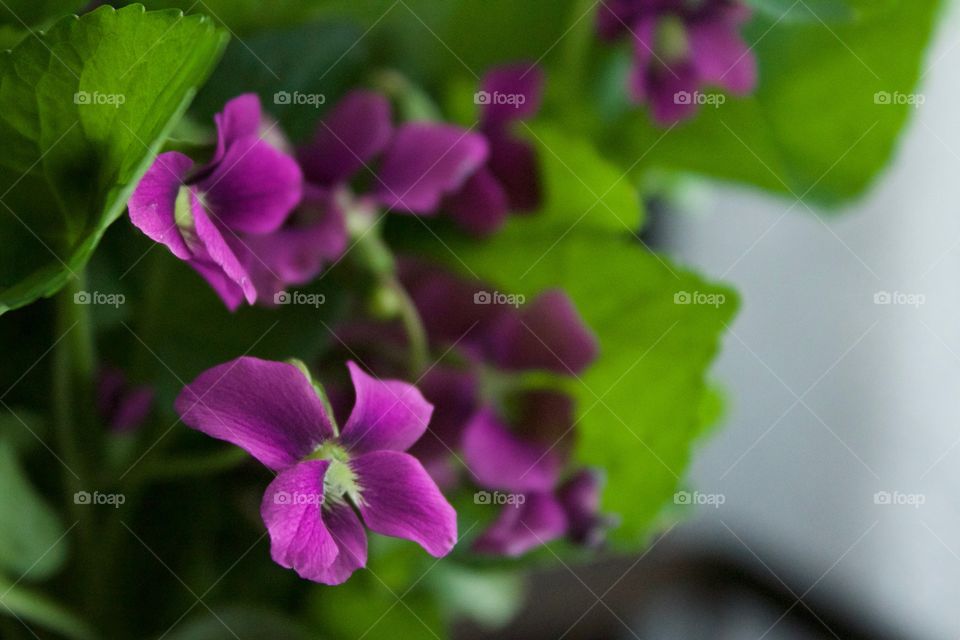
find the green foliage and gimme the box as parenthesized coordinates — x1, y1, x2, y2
(190, 20, 371, 141)
(0, 5, 227, 314)
(0, 0, 86, 28)
(0, 438, 67, 581)
(0, 574, 95, 640)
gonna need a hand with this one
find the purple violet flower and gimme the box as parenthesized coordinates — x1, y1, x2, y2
(175, 357, 457, 584)
(598, 0, 757, 124)
(297, 90, 489, 218)
(128, 94, 304, 310)
(558, 469, 615, 548)
(401, 259, 598, 376)
(96, 366, 154, 433)
(443, 64, 545, 236)
(463, 401, 611, 556)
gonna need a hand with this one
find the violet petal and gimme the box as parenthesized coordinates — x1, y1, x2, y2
(473, 492, 568, 557)
(176, 357, 335, 470)
(195, 133, 303, 235)
(297, 90, 394, 187)
(688, 19, 757, 95)
(375, 123, 488, 214)
(462, 408, 560, 493)
(486, 290, 599, 375)
(211, 93, 263, 165)
(352, 450, 458, 557)
(339, 361, 434, 454)
(261, 460, 338, 579)
(486, 132, 542, 212)
(191, 203, 258, 307)
(261, 460, 369, 584)
(444, 166, 510, 237)
(479, 63, 544, 129)
(127, 151, 194, 260)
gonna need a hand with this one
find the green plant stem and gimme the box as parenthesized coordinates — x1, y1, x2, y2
(52, 274, 103, 630)
(128, 447, 248, 486)
(389, 276, 430, 378)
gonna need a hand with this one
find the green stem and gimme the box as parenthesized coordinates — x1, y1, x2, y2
(52, 274, 103, 629)
(389, 277, 430, 378)
(129, 447, 248, 486)
(345, 206, 430, 378)
(52, 275, 96, 522)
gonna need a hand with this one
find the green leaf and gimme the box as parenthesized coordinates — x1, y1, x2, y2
(744, 0, 855, 24)
(0, 0, 86, 28)
(190, 20, 371, 141)
(0, 438, 68, 581)
(120, 0, 331, 34)
(425, 124, 737, 542)
(0, 4, 227, 315)
(601, 0, 942, 204)
(0, 574, 95, 640)
(427, 564, 524, 629)
(310, 574, 445, 640)
(0, 406, 47, 454)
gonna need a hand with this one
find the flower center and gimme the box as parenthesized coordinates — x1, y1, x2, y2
(655, 15, 690, 63)
(309, 442, 364, 508)
(174, 185, 199, 246)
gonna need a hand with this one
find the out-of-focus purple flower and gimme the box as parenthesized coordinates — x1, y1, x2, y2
(96, 366, 154, 433)
(444, 65, 545, 236)
(395, 259, 597, 490)
(464, 405, 612, 556)
(297, 90, 489, 217)
(558, 469, 615, 548)
(237, 184, 348, 305)
(128, 94, 304, 310)
(400, 259, 599, 376)
(176, 357, 456, 585)
(598, 0, 757, 124)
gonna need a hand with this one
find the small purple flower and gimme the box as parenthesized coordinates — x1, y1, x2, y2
(401, 259, 599, 375)
(443, 64, 545, 236)
(175, 357, 457, 584)
(129, 94, 303, 310)
(96, 366, 154, 433)
(557, 469, 615, 548)
(464, 409, 568, 556)
(297, 90, 489, 217)
(598, 0, 757, 124)
(237, 184, 348, 305)
(463, 404, 612, 556)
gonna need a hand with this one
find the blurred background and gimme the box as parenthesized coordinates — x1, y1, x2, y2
(457, 2, 960, 639)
